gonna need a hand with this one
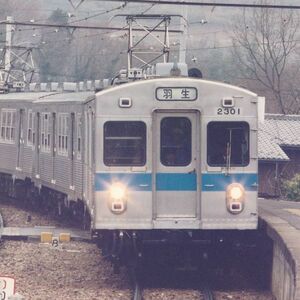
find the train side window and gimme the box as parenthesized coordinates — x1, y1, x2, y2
(0, 109, 16, 144)
(77, 113, 82, 160)
(41, 113, 51, 152)
(104, 121, 146, 166)
(207, 121, 250, 167)
(27, 110, 35, 146)
(58, 114, 69, 156)
(52, 112, 56, 155)
(160, 117, 192, 167)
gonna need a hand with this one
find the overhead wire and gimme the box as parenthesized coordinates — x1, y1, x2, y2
(0, 2, 128, 45)
(67, 2, 127, 24)
(140, 3, 157, 14)
(2, 0, 297, 41)
(38, 26, 128, 48)
(35, 2, 128, 44)
(1, 0, 206, 49)
(6, 0, 298, 79)
(0, 14, 181, 40)
(0, 20, 182, 51)
(35, 4, 128, 44)
(37, 25, 182, 49)
(94, 0, 300, 9)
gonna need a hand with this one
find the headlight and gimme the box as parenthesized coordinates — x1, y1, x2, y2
(226, 183, 245, 214)
(109, 183, 127, 200)
(108, 182, 127, 214)
(230, 186, 243, 200)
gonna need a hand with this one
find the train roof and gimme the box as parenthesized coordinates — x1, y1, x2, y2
(96, 77, 258, 97)
(0, 91, 94, 104)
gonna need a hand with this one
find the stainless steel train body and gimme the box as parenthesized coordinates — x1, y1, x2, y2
(0, 91, 94, 217)
(94, 77, 260, 235)
(0, 76, 261, 256)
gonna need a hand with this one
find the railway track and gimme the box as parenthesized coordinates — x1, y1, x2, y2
(0, 210, 3, 241)
(0, 201, 273, 300)
(131, 267, 143, 300)
(203, 288, 215, 300)
(131, 278, 215, 300)
(130, 264, 216, 300)
(132, 280, 143, 300)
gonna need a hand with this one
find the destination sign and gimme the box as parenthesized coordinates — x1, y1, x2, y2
(156, 87, 197, 101)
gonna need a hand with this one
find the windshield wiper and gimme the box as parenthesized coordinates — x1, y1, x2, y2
(225, 130, 232, 175)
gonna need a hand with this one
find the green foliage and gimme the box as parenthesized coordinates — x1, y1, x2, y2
(37, 9, 70, 82)
(283, 173, 300, 201)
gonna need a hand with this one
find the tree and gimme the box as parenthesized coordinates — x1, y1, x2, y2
(38, 9, 72, 82)
(69, 31, 127, 81)
(231, 2, 300, 114)
(36, 8, 128, 82)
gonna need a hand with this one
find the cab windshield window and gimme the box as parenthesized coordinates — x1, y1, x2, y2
(161, 117, 192, 166)
(104, 121, 146, 166)
(207, 121, 249, 167)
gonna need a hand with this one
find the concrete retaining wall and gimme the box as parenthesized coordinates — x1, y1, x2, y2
(259, 212, 300, 299)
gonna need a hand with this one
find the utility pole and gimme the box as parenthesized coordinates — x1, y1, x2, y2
(4, 16, 13, 80)
(120, 14, 182, 74)
(0, 16, 37, 93)
(0, 16, 13, 91)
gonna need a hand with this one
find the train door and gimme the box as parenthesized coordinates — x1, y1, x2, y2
(51, 112, 56, 182)
(84, 108, 94, 208)
(70, 112, 75, 189)
(35, 112, 40, 177)
(16, 108, 25, 171)
(153, 111, 200, 219)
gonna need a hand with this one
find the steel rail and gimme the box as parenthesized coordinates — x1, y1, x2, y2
(203, 288, 215, 300)
(133, 281, 143, 300)
(130, 268, 143, 300)
(0, 211, 3, 241)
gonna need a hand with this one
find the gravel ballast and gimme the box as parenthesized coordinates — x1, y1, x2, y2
(0, 201, 274, 299)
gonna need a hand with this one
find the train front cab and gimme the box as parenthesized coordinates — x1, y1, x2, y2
(92, 79, 259, 251)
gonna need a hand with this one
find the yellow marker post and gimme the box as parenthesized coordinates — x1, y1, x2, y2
(59, 233, 71, 243)
(40, 232, 53, 243)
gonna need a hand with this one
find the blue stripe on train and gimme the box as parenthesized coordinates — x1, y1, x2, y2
(94, 173, 152, 191)
(95, 173, 258, 192)
(201, 173, 258, 191)
(156, 173, 197, 191)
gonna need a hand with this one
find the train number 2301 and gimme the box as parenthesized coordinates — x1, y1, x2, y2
(217, 107, 241, 115)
